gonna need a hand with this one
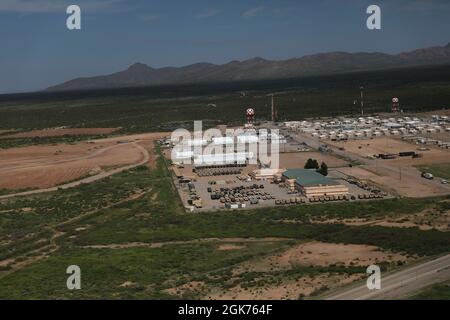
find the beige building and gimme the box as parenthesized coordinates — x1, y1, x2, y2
(282, 169, 348, 197)
(251, 168, 285, 181)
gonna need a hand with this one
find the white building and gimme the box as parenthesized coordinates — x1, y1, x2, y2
(212, 137, 234, 145)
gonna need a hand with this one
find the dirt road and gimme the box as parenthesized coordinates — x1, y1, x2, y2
(0, 142, 149, 200)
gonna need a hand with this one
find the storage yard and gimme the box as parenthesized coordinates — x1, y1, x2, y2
(165, 112, 400, 212)
(284, 115, 450, 147)
(163, 111, 450, 212)
(283, 114, 450, 198)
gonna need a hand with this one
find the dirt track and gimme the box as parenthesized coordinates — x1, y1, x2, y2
(0, 132, 168, 198)
(0, 142, 149, 199)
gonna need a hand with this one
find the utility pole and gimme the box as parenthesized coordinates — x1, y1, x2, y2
(270, 93, 278, 123)
(360, 86, 364, 116)
(271, 94, 275, 122)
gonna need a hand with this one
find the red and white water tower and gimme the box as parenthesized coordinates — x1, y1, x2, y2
(246, 108, 255, 127)
(392, 97, 400, 113)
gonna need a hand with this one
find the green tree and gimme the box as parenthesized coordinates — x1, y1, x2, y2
(304, 158, 319, 169)
(318, 162, 328, 176)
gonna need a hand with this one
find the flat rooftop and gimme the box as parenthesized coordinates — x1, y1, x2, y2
(283, 169, 341, 187)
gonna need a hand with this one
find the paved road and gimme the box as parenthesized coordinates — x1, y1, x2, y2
(325, 254, 450, 300)
(0, 142, 149, 200)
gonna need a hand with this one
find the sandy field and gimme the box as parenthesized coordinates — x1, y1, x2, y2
(0, 132, 168, 190)
(279, 151, 347, 169)
(235, 242, 408, 273)
(312, 208, 450, 232)
(197, 241, 408, 300)
(162, 240, 383, 300)
(422, 132, 450, 143)
(217, 244, 246, 251)
(0, 127, 119, 139)
(337, 166, 448, 197)
(205, 274, 362, 300)
(329, 137, 450, 166)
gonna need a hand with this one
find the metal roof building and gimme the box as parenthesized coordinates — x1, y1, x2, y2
(283, 169, 340, 187)
(282, 169, 348, 198)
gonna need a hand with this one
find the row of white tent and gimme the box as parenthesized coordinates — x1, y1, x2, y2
(172, 151, 255, 165)
(402, 136, 450, 148)
(284, 115, 448, 131)
(284, 116, 450, 141)
(177, 133, 286, 147)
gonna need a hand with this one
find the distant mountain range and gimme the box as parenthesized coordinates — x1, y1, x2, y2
(47, 43, 450, 92)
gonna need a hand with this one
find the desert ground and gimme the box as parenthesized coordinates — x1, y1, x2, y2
(279, 151, 348, 169)
(324, 137, 450, 197)
(0, 131, 168, 190)
(329, 137, 450, 166)
(166, 241, 411, 300)
(336, 166, 447, 197)
(234, 242, 409, 271)
(0, 127, 448, 300)
(0, 127, 119, 139)
(311, 207, 450, 232)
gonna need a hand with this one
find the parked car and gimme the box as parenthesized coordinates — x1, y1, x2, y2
(421, 172, 434, 180)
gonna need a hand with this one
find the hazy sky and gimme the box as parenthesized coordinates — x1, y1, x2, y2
(1, 0, 450, 93)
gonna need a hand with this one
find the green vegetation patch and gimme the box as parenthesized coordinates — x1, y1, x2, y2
(416, 164, 450, 180)
(409, 281, 450, 300)
(0, 241, 287, 300)
(0, 146, 449, 299)
(1, 65, 450, 135)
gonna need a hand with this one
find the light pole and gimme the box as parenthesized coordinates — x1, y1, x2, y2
(360, 86, 364, 116)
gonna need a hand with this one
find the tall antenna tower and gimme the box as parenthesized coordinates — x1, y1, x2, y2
(270, 94, 278, 122)
(360, 86, 364, 116)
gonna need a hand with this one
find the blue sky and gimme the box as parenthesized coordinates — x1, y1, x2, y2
(0, 0, 449, 93)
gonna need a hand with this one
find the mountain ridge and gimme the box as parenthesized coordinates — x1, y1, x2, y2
(46, 43, 450, 92)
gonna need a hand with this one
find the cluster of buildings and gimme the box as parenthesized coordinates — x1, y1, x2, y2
(164, 108, 402, 212)
(171, 129, 287, 166)
(284, 115, 450, 142)
(234, 167, 350, 199)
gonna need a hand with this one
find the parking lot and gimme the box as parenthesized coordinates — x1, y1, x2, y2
(191, 177, 291, 211)
(176, 170, 390, 212)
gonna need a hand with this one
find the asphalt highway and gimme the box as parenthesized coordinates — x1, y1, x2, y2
(325, 254, 450, 300)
